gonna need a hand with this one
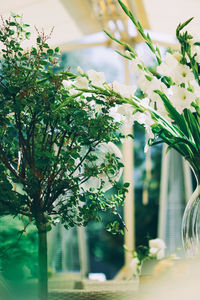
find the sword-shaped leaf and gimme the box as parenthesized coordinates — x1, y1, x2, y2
(183, 109, 200, 151)
(155, 90, 190, 138)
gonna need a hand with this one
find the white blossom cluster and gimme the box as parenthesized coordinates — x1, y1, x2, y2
(130, 238, 166, 277)
(131, 51, 200, 118)
(73, 68, 152, 129)
(62, 44, 200, 151)
(148, 238, 166, 260)
(63, 68, 138, 127)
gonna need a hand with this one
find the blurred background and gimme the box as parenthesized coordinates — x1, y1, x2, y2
(0, 0, 198, 285)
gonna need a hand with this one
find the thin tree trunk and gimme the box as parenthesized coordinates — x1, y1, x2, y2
(37, 222, 48, 300)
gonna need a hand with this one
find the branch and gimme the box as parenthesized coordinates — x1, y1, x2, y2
(69, 140, 101, 177)
(0, 145, 26, 183)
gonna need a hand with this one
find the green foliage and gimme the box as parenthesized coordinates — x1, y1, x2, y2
(0, 16, 127, 231)
(117, 0, 162, 64)
(0, 216, 37, 281)
(136, 244, 150, 263)
(0, 163, 26, 216)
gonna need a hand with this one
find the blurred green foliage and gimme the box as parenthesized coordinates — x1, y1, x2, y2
(0, 216, 38, 281)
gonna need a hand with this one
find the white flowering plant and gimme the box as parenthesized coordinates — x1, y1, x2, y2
(129, 238, 166, 277)
(76, 0, 200, 180)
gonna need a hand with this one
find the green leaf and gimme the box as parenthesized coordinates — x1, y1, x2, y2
(31, 47, 37, 55)
(54, 92, 83, 111)
(10, 12, 21, 18)
(154, 90, 190, 137)
(145, 75, 152, 81)
(183, 109, 200, 151)
(177, 17, 194, 33)
(9, 22, 16, 26)
(115, 50, 132, 60)
(104, 30, 136, 56)
(47, 49, 54, 55)
(25, 32, 31, 39)
(118, 0, 134, 22)
(149, 139, 164, 147)
(43, 43, 49, 48)
(118, 0, 161, 64)
(165, 137, 197, 156)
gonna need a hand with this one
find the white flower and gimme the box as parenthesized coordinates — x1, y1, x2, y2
(157, 52, 178, 75)
(133, 111, 154, 140)
(137, 73, 166, 103)
(149, 238, 166, 249)
(169, 85, 196, 113)
(149, 238, 166, 260)
(111, 80, 137, 98)
(157, 53, 177, 77)
(109, 105, 124, 123)
(189, 79, 200, 98)
(133, 111, 154, 127)
(74, 76, 89, 89)
(88, 100, 102, 115)
(77, 66, 84, 74)
(62, 79, 72, 88)
(69, 89, 79, 96)
(174, 64, 194, 85)
(140, 97, 150, 108)
(149, 248, 165, 260)
(62, 79, 78, 96)
(157, 52, 195, 85)
(130, 257, 141, 275)
(87, 69, 106, 87)
(133, 112, 147, 124)
(81, 142, 123, 192)
(154, 100, 171, 121)
(172, 51, 182, 62)
(132, 110, 154, 142)
(117, 103, 135, 127)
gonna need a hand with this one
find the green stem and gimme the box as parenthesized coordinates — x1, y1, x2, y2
(37, 222, 48, 300)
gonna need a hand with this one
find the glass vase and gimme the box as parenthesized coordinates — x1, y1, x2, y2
(182, 185, 200, 256)
(182, 157, 200, 256)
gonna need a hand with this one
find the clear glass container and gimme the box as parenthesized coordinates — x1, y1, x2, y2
(182, 156, 200, 256)
(182, 185, 200, 256)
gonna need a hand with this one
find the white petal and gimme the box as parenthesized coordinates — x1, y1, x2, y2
(112, 80, 137, 98)
(77, 66, 84, 74)
(87, 69, 106, 87)
(149, 238, 166, 250)
(74, 76, 89, 89)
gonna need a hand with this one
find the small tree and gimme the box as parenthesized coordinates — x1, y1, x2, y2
(0, 16, 128, 300)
